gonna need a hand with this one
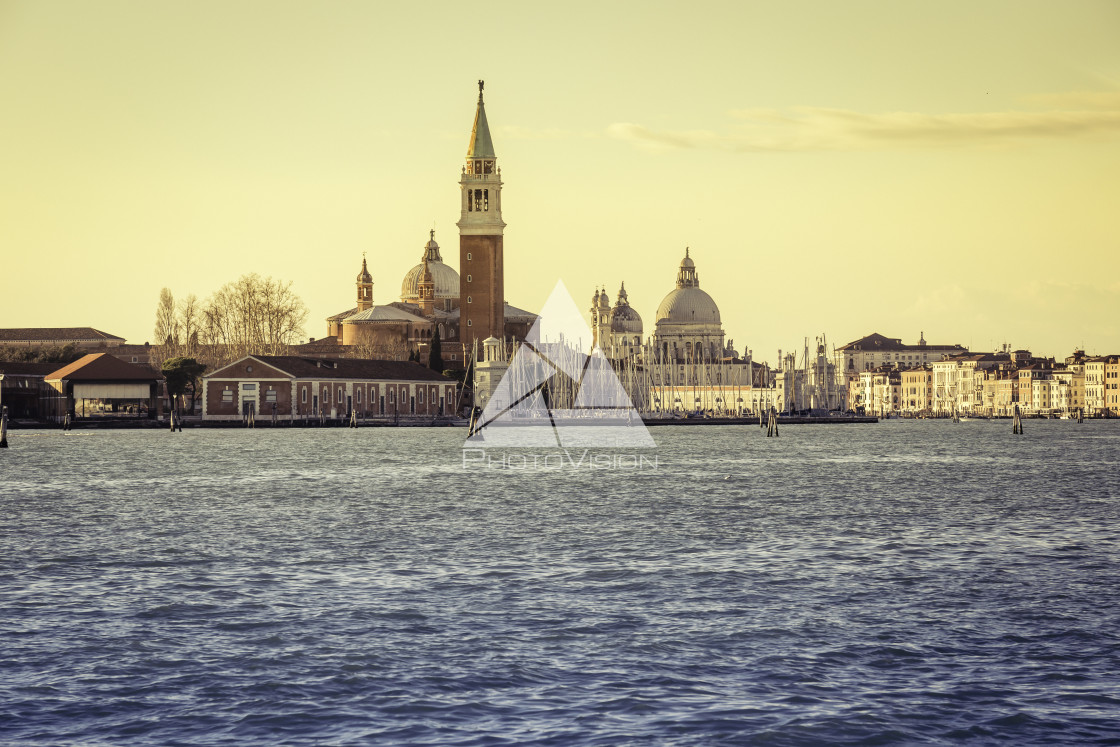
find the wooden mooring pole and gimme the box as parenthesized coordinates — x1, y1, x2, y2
(1, 405, 9, 448)
(1012, 405, 1023, 435)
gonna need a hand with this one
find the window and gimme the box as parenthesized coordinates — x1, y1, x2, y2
(467, 253, 472, 261)
(337, 389, 343, 403)
(222, 388, 233, 403)
(356, 389, 362, 404)
(389, 389, 395, 404)
(466, 274, 472, 282)
(483, 189, 489, 210)
(265, 388, 278, 402)
(419, 389, 425, 405)
(467, 296, 472, 303)
(467, 320, 472, 326)
(243, 383, 256, 391)
(302, 387, 307, 403)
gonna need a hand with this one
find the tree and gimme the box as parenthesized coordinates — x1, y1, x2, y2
(154, 288, 178, 348)
(162, 357, 207, 415)
(200, 273, 308, 364)
(177, 293, 201, 358)
(428, 328, 444, 371)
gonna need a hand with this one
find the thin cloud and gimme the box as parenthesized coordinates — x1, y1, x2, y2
(609, 96, 1120, 153)
(498, 125, 597, 141)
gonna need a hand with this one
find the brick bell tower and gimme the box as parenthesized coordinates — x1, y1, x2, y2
(458, 80, 505, 350)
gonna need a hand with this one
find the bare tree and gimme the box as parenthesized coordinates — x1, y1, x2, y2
(346, 327, 409, 361)
(154, 288, 179, 347)
(200, 273, 308, 364)
(177, 293, 201, 359)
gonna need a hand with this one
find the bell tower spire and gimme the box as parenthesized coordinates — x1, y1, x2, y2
(459, 80, 505, 347)
(356, 253, 373, 311)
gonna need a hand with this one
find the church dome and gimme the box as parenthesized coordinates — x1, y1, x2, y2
(609, 282, 643, 334)
(655, 249, 721, 325)
(656, 287, 721, 324)
(401, 230, 460, 301)
(610, 305, 643, 334)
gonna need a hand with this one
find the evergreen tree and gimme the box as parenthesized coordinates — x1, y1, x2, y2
(162, 357, 208, 414)
(428, 328, 444, 371)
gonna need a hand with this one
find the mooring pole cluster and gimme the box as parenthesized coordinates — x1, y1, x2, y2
(766, 407, 779, 437)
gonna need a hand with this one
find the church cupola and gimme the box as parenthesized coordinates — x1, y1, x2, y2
(423, 229, 442, 262)
(676, 247, 699, 288)
(356, 254, 373, 311)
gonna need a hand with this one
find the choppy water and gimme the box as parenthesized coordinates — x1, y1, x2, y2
(2, 421, 1119, 745)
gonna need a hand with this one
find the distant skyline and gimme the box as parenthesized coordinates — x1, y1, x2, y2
(2, 1, 1118, 363)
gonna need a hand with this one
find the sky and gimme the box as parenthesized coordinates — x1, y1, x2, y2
(2, 0, 1118, 364)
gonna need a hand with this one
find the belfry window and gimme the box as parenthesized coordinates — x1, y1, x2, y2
(483, 160, 493, 174)
(483, 189, 489, 211)
(474, 189, 482, 212)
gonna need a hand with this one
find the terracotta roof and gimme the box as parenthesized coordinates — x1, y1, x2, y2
(838, 332, 965, 353)
(0, 327, 125, 343)
(210, 355, 452, 382)
(46, 353, 163, 382)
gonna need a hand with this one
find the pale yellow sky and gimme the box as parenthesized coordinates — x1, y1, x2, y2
(2, 0, 1118, 362)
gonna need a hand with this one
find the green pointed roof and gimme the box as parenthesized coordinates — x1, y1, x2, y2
(467, 80, 495, 158)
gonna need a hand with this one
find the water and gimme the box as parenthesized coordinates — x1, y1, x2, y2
(2, 421, 1119, 745)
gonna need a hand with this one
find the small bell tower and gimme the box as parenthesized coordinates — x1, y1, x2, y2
(356, 254, 373, 311)
(418, 257, 436, 315)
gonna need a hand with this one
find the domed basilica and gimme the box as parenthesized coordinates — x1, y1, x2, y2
(592, 248, 737, 364)
(323, 83, 535, 365)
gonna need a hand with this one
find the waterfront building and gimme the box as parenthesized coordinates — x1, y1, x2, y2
(1016, 363, 1053, 416)
(0, 362, 59, 419)
(835, 332, 967, 377)
(202, 355, 456, 421)
(1085, 356, 1108, 416)
(43, 353, 163, 421)
(900, 365, 933, 415)
(1107, 356, 1120, 416)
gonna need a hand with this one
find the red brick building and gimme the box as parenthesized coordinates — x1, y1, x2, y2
(202, 355, 458, 421)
